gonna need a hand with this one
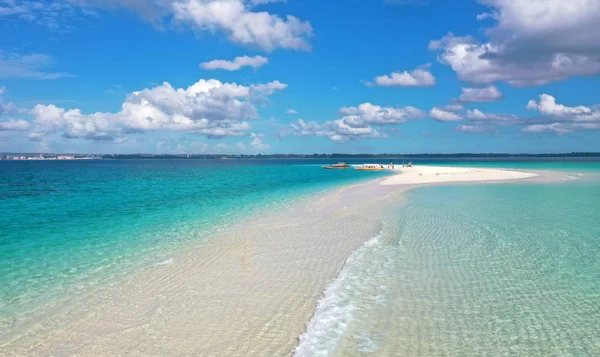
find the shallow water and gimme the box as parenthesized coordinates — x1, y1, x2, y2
(0, 159, 389, 344)
(1, 165, 396, 356)
(2, 159, 599, 355)
(296, 172, 600, 356)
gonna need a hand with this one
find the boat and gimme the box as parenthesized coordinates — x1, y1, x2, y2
(322, 162, 351, 169)
(355, 164, 386, 171)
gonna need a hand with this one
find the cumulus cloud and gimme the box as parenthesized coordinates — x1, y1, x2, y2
(286, 109, 298, 115)
(519, 94, 600, 134)
(370, 65, 436, 87)
(430, 107, 463, 121)
(465, 109, 521, 126)
(171, 0, 312, 51)
(200, 55, 268, 71)
(526, 94, 592, 117)
(430, 1, 600, 86)
(521, 123, 572, 135)
(339, 103, 424, 125)
(17, 0, 311, 52)
(249, 137, 270, 150)
(31, 109, 110, 141)
(289, 118, 386, 142)
(288, 102, 423, 142)
(461, 94, 600, 135)
(0, 53, 72, 80)
(20, 78, 286, 142)
(0, 119, 30, 131)
(457, 85, 503, 103)
(250, 80, 287, 96)
(466, 109, 486, 120)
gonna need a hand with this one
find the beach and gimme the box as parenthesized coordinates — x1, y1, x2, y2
(2, 163, 562, 357)
(383, 165, 538, 185)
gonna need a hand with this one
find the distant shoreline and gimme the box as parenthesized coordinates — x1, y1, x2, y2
(2, 152, 600, 160)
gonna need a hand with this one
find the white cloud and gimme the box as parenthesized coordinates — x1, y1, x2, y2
(464, 94, 600, 135)
(30, 104, 118, 141)
(200, 55, 268, 71)
(288, 102, 423, 142)
(457, 85, 503, 103)
(371, 65, 436, 87)
(23, 78, 286, 141)
(250, 80, 288, 96)
(17, 0, 311, 52)
(479, 0, 600, 48)
(289, 119, 322, 136)
(0, 86, 20, 117)
(0, 53, 72, 80)
(0, 1, 95, 29)
(0, 119, 30, 131)
(441, 104, 464, 111)
(430, 0, 600, 86)
(286, 109, 298, 115)
(521, 94, 600, 134)
(430, 107, 463, 121)
(466, 109, 487, 120)
(521, 123, 572, 135)
(172, 0, 312, 51)
(476, 12, 491, 21)
(288, 117, 386, 142)
(526, 94, 592, 117)
(249, 137, 270, 151)
(339, 103, 424, 125)
(465, 109, 520, 124)
(456, 124, 497, 134)
(249, 0, 286, 5)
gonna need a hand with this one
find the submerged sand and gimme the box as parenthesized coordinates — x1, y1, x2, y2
(1, 166, 544, 357)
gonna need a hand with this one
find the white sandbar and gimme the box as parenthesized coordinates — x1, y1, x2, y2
(381, 165, 538, 185)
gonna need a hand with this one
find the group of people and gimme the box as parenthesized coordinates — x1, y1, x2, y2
(385, 161, 412, 170)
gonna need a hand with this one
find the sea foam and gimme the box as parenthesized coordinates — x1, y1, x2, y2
(293, 230, 385, 357)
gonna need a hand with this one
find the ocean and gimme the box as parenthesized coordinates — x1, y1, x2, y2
(1, 158, 599, 355)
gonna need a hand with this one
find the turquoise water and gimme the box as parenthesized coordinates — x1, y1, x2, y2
(3, 158, 600, 354)
(295, 164, 600, 356)
(0, 159, 388, 330)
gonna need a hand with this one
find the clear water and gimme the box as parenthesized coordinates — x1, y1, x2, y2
(3, 158, 600, 355)
(295, 165, 600, 356)
(0, 159, 389, 331)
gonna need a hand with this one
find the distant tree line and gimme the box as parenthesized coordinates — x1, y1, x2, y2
(97, 152, 600, 159)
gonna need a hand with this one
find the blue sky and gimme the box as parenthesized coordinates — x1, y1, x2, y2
(1, 0, 600, 154)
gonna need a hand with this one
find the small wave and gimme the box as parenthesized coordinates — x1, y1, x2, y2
(157, 258, 173, 265)
(293, 230, 384, 357)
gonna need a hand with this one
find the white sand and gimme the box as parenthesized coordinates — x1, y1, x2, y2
(382, 165, 538, 185)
